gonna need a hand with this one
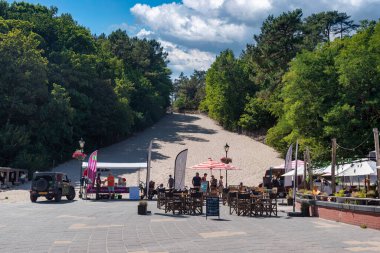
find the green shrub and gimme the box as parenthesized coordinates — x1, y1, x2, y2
(334, 189, 345, 197)
(366, 190, 376, 198)
(287, 189, 294, 199)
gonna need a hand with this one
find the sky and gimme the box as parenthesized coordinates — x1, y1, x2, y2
(9, 0, 380, 77)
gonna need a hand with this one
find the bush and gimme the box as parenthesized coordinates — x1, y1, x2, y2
(334, 189, 345, 197)
(287, 188, 294, 199)
(366, 190, 376, 198)
(351, 190, 366, 198)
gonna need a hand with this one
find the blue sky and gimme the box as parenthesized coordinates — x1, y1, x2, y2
(11, 0, 181, 35)
(8, 0, 380, 77)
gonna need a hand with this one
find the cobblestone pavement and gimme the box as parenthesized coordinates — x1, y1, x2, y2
(1, 198, 380, 253)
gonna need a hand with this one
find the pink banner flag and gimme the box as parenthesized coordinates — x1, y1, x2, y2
(87, 150, 98, 184)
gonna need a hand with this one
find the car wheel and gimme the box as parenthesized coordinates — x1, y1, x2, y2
(30, 194, 38, 203)
(46, 195, 54, 200)
(66, 187, 76, 201)
(54, 190, 62, 202)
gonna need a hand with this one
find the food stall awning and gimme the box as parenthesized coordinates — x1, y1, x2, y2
(82, 162, 147, 169)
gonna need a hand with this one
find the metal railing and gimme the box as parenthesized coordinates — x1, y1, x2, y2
(296, 193, 380, 206)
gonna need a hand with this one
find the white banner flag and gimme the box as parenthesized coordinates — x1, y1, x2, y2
(174, 149, 188, 190)
(284, 144, 293, 187)
(146, 140, 153, 197)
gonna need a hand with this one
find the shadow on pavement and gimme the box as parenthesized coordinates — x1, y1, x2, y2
(153, 213, 190, 218)
(209, 218, 231, 221)
(34, 200, 77, 205)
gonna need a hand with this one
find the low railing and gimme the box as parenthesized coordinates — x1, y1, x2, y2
(296, 193, 380, 206)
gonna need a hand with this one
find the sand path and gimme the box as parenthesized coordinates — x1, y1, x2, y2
(0, 113, 283, 202)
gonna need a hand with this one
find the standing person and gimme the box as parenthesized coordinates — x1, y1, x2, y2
(105, 172, 115, 199)
(218, 176, 224, 195)
(168, 175, 174, 189)
(192, 172, 201, 189)
(210, 175, 218, 193)
(201, 173, 208, 182)
(201, 173, 209, 192)
(95, 173, 102, 200)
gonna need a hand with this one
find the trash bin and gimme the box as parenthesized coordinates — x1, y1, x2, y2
(138, 201, 147, 215)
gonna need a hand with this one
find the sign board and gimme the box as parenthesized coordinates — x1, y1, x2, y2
(206, 196, 220, 219)
(201, 181, 208, 193)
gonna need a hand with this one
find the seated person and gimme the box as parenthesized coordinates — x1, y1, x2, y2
(118, 177, 126, 187)
(239, 182, 245, 192)
(148, 180, 156, 199)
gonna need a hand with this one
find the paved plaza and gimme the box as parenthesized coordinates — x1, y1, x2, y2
(1, 198, 380, 253)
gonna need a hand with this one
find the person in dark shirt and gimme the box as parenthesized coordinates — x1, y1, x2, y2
(192, 172, 201, 189)
(95, 173, 102, 200)
(168, 175, 174, 189)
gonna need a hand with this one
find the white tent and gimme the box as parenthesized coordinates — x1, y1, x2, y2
(281, 168, 305, 177)
(82, 162, 147, 169)
(319, 164, 348, 176)
(336, 160, 377, 177)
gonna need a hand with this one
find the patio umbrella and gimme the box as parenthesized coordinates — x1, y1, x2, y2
(190, 158, 240, 188)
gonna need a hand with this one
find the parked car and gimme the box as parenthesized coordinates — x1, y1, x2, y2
(30, 172, 75, 202)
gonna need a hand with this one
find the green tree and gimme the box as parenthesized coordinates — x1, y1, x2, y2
(173, 70, 206, 110)
(202, 50, 254, 130)
(0, 29, 49, 167)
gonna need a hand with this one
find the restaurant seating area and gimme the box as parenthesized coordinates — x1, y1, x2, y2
(227, 189, 278, 217)
(156, 186, 278, 217)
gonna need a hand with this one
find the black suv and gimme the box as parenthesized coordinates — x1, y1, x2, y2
(30, 172, 75, 202)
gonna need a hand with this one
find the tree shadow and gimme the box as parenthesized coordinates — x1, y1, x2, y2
(97, 113, 217, 163)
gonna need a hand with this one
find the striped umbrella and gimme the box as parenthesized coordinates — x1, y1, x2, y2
(190, 158, 240, 187)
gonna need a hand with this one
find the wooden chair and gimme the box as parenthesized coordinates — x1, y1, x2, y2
(222, 188, 229, 205)
(261, 193, 272, 216)
(157, 188, 166, 209)
(172, 194, 185, 215)
(250, 196, 263, 217)
(188, 192, 203, 215)
(228, 192, 238, 214)
(237, 193, 251, 216)
(269, 194, 278, 216)
(164, 192, 174, 213)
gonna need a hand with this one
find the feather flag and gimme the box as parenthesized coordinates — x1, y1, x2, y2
(284, 144, 293, 187)
(87, 150, 98, 184)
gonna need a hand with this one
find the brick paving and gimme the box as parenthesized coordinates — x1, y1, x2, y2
(1, 199, 380, 253)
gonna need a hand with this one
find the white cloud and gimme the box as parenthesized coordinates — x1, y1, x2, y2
(223, 0, 272, 22)
(136, 28, 154, 39)
(128, 0, 380, 76)
(183, 0, 224, 13)
(131, 3, 251, 45)
(159, 40, 215, 76)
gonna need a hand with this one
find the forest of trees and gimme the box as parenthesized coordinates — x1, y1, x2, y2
(175, 9, 380, 163)
(0, 1, 172, 172)
(2, 1, 379, 171)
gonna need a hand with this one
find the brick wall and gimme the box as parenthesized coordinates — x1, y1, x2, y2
(315, 206, 380, 230)
(295, 199, 380, 230)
